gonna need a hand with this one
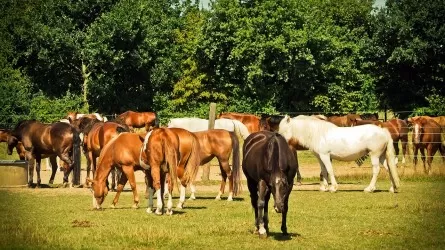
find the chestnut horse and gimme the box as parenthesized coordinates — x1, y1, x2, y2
(326, 114, 363, 127)
(352, 118, 409, 165)
(66, 111, 107, 122)
(70, 117, 129, 189)
(411, 117, 445, 174)
(88, 132, 149, 209)
(218, 112, 261, 133)
(143, 127, 201, 215)
(0, 129, 25, 160)
(6, 120, 81, 187)
(233, 131, 297, 238)
(187, 129, 241, 201)
(115, 110, 159, 132)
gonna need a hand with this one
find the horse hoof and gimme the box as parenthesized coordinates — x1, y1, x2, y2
(146, 207, 153, 214)
(319, 186, 328, 192)
(49, 180, 54, 185)
(364, 187, 375, 193)
(189, 195, 196, 200)
(227, 197, 233, 202)
(215, 197, 221, 201)
(131, 204, 139, 209)
(166, 209, 173, 216)
(155, 209, 163, 215)
(176, 203, 183, 209)
(259, 233, 268, 239)
(109, 204, 116, 209)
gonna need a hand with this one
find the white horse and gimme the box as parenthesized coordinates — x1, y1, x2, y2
(278, 115, 400, 193)
(167, 117, 250, 139)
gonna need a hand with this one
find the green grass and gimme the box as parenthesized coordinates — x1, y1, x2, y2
(0, 176, 445, 250)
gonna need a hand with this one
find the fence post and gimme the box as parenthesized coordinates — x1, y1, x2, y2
(201, 102, 216, 181)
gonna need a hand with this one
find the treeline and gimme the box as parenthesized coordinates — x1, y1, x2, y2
(0, 0, 444, 127)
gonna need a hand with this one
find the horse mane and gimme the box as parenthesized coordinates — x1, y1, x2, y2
(83, 119, 103, 135)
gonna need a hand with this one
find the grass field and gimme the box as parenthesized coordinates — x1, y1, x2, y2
(1, 139, 445, 249)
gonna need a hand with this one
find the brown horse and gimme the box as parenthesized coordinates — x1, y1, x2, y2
(143, 127, 201, 215)
(218, 112, 261, 133)
(352, 118, 409, 165)
(410, 117, 445, 174)
(115, 110, 159, 132)
(6, 120, 81, 187)
(0, 129, 25, 160)
(186, 129, 241, 201)
(70, 117, 129, 189)
(88, 132, 149, 209)
(326, 114, 363, 127)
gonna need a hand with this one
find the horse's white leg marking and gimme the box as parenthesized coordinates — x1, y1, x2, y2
(394, 157, 399, 166)
(364, 155, 380, 193)
(319, 154, 337, 192)
(227, 191, 233, 201)
(315, 154, 329, 192)
(215, 191, 222, 200)
(166, 193, 173, 215)
(189, 183, 196, 200)
(155, 189, 163, 215)
(177, 185, 186, 209)
(258, 223, 267, 238)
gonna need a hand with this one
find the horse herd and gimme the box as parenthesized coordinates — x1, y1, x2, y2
(1, 111, 444, 238)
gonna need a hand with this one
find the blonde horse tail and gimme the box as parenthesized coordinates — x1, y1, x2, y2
(182, 133, 201, 186)
(384, 128, 400, 192)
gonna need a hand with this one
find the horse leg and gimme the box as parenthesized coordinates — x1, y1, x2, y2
(48, 155, 58, 184)
(246, 178, 259, 234)
(401, 136, 408, 164)
(315, 154, 330, 192)
(111, 167, 116, 192)
(263, 187, 271, 235)
(257, 180, 269, 238)
(188, 183, 196, 200)
(393, 140, 400, 165)
(35, 155, 42, 188)
(420, 148, 427, 174)
(426, 146, 434, 175)
(59, 153, 73, 186)
(123, 166, 139, 209)
(364, 156, 380, 193)
(110, 169, 128, 208)
(319, 154, 338, 192)
(217, 159, 232, 201)
(413, 146, 419, 172)
(280, 191, 290, 235)
(26, 154, 35, 187)
(177, 184, 187, 209)
(85, 151, 93, 187)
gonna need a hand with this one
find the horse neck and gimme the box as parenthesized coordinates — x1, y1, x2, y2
(0, 130, 9, 142)
(290, 119, 329, 151)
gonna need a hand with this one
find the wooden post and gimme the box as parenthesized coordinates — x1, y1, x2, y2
(202, 103, 216, 181)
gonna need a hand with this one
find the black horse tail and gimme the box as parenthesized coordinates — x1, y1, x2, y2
(72, 130, 82, 185)
(229, 131, 241, 196)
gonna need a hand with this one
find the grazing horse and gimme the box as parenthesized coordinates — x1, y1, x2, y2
(0, 129, 25, 160)
(278, 115, 400, 193)
(143, 127, 201, 215)
(115, 110, 159, 132)
(352, 118, 409, 165)
(233, 131, 297, 238)
(88, 132, 149, 209)
(167, 117, 250, 139)
(187, 129, 241, 201)
(6, 120, 81, 187)
(218, 112, 261, 133)
(410, 117, 445, 174)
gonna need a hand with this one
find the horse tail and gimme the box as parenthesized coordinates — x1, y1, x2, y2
(383, 128, 400, 192)
(163, 132, 179, 191)
(72, 130, 82, 185)
(181, 133, 201, 186)
(229, 131, 242, 196)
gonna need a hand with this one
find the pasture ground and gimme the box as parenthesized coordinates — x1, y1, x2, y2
(0, 150, 444, 249)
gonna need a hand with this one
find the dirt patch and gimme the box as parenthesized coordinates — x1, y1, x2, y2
(72, 219, 93, 228)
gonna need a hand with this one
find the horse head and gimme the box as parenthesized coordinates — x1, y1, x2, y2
(270, 171, 290, 213)
(87, 177, 108, 209)
(6, 135, 19, 155)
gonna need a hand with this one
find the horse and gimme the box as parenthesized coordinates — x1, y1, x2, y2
(410, 117, 445, 174)
(87, 132, 149, 209)
(352, 118, 409, 165)
(66, 111, 108, 122)
(115, 110, 159, 132)
(0, 129, 25, 160)
(70, 117, 129, 189)
(6, 120, 81, 187)
(326, 113, 363, 127)
(278, 115, 401, 193)
(233, 131, 297, 238)
(143, 127, 201, 215)
(186, 129, 241, 201)
(218, 112, 261, 133)
(167, 117, 250, 139)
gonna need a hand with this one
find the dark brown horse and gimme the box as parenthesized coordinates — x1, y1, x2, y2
(88, 132, 149, 209)
(352, 118, 409, 165)
(410, 117, 445, 174)
(115, 110, 159, 132)
(218, 112, 261, 133)
(233, 131, 297, 238)
(6, 120, 81, 187)
(70, 116, 129, 189)
(188, 129, 241, 201)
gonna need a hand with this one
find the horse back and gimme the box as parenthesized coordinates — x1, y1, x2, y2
(193, 129, 233, 162)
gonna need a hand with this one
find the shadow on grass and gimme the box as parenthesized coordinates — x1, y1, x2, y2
(271, 232, 302, 241)
(183, 206, 207, 210)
